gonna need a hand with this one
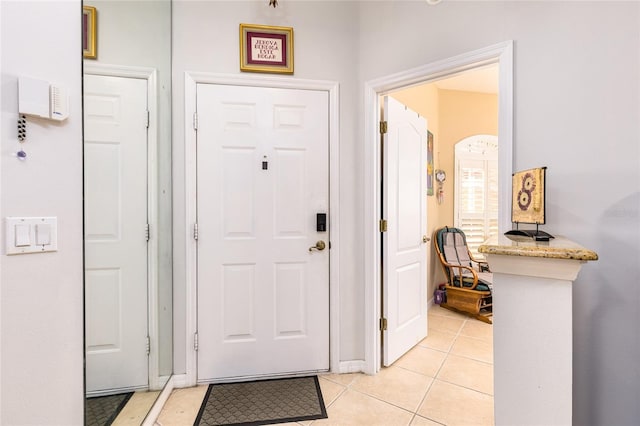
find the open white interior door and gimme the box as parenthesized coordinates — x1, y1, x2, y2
(382, 95, 428, 366)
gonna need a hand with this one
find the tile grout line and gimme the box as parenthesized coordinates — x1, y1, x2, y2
(324, 372, 433, 421)
(419, 313, 470, 424)
(341, 385, 426, 419)
(414, 310, 495, 423)
(379, 312, 477, 424)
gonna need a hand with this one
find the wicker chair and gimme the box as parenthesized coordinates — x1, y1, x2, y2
(434, 226, 493, 324)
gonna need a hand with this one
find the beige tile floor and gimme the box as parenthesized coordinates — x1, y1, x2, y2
(153, 306, 493, 426)
(112, 391, 161, 425)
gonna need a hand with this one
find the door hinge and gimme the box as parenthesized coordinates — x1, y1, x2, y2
(194, 332, 199, 351)
(145, 110, 150, 129)
(193, 223, 199, 240)
(379, 219, 388, 232)
(193, 112, 198, 131)
(380, 317, 388, 331)
(380, 121, 388, 134)
(145, 223, 150, 242)
(146, 336, 151, 355)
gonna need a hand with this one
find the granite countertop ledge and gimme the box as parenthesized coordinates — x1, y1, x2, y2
(478, 235, 598, 261)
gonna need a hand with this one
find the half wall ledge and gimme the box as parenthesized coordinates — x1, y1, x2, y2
(479, 235, 598, 426)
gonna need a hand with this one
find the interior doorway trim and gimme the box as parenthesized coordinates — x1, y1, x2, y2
(83, 63, 162, 389)
(363, 41, 514, 374)
(183, 72, 341, 386)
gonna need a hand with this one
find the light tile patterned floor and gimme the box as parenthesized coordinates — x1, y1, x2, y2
(152, 306, 493, 426)
(112, 391, 160, 425)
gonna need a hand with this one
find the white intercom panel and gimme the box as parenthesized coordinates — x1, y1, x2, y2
(18, 76, 69, 121)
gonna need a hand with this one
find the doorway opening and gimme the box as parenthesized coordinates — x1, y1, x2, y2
(364, 41, 513, 374)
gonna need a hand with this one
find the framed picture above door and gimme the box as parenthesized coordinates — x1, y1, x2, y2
(239, 23, 294, 74)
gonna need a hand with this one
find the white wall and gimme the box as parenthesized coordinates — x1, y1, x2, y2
(0, 1, 84, 424)
(357, 1, 639, 424)
(171, 0, 361, 372)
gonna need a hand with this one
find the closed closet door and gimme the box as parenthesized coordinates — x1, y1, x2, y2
(84, 74, 149, 393)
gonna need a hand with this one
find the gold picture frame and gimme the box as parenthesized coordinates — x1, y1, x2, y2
(83, 6, 97, 59)
(239, 23, 293, 74)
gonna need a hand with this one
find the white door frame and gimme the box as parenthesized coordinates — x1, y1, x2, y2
(183, 72, 340, 386)
(363, 41, 514, 374)
(83, 63, 162, 389)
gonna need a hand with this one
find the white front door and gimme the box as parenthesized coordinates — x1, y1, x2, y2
(382, 96, 428, 366)
(196, 84, 329, 381)
(84, 74, 149, 393)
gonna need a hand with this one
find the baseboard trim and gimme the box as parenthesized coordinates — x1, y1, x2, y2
(141, 375, 175, 426)
(169, 373, 190, 388)
(428, 297, 435, 309)
(338, 360, 367, 374)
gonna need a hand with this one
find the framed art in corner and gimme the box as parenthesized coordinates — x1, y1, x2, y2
(239, 23, 293, 74)
(83, 6, 97, 59)
(427, 130, 434, 196)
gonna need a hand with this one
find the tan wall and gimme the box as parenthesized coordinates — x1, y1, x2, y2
(438, 89, 499, 230)
(389, 86, 498, 301)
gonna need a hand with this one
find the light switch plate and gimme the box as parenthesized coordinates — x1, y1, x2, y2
(35, 223, 52, 245)
(5, 217, 58, 255)
(15, 224, 31, 247)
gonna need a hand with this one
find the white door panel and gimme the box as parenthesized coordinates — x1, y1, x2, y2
(84, 74, 149, 392)
(197, 84, 329, 381)
(383, 96, 428, 366)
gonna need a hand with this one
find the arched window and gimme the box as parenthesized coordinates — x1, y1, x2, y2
(454, 135, 498, 259)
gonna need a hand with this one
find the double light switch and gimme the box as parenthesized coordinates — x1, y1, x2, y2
(6, 217, 57, 255)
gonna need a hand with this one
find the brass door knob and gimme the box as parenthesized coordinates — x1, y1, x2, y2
(423, 235, 430, 243)
(309, 241, 326, 251)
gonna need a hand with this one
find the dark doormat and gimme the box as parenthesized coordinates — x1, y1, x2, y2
(85, 392, 133, 426)
(194, 375, 328, 425)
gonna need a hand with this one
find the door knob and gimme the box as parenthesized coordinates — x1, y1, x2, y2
(423, 235, 430, 243)
(309, 240, 326, 251)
